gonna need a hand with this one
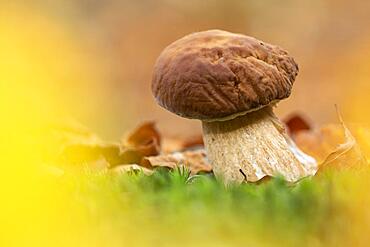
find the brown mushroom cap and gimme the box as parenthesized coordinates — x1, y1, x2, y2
(152, 30, 299, 121)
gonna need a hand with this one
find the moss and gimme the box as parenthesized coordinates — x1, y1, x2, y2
(57, 167, 364, 246)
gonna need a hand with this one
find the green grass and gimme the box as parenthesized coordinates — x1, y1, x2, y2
(60, 167, 361, 247)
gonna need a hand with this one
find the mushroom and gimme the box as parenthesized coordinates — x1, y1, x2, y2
(151, 30, 317, 184)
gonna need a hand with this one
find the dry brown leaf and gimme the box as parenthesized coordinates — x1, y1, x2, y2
(295, 124, 370, 165)
(295, 113, 368, 172)
(141, 149, 212, 174)
(295, 124, 344, 163)
(123, 121, 161, 157)
(318, 116, 367, 172)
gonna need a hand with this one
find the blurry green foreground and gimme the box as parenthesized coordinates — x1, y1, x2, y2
(10, 167, 368, 247)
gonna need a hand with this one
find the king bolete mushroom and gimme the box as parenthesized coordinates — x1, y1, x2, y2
(151, 30, 317, 184)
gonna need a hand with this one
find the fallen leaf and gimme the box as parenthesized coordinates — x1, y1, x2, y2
(141, 149, 212, 174)
(295, 110, 368, 172)
(318, 115, 367, 172)
(295, 125, 344, 163)
(123, 121, 161, 157)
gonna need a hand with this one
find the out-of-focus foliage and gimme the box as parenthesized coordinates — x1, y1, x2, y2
(54, 120, 211, 174)
(296, 124, 370, 165)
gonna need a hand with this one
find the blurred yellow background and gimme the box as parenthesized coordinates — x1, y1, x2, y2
(1, 0, 370, 140)
(1, 1, 370, 246)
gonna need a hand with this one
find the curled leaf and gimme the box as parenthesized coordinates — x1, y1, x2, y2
(123, 121, 161, 157)
(318, 113, 367, 171)
(295, 125, 345, 163)
(295, 111, 368, 172)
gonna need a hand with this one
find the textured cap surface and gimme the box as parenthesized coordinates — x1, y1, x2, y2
(152, 30, 298, 120)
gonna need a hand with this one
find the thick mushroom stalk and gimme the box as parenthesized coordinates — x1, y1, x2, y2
(202, 106, 317, 184)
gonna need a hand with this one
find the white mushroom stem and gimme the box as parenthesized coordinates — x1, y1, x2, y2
(202, 106, 317, 185)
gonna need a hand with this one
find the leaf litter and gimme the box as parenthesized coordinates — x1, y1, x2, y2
(50, 108, 368, 181)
